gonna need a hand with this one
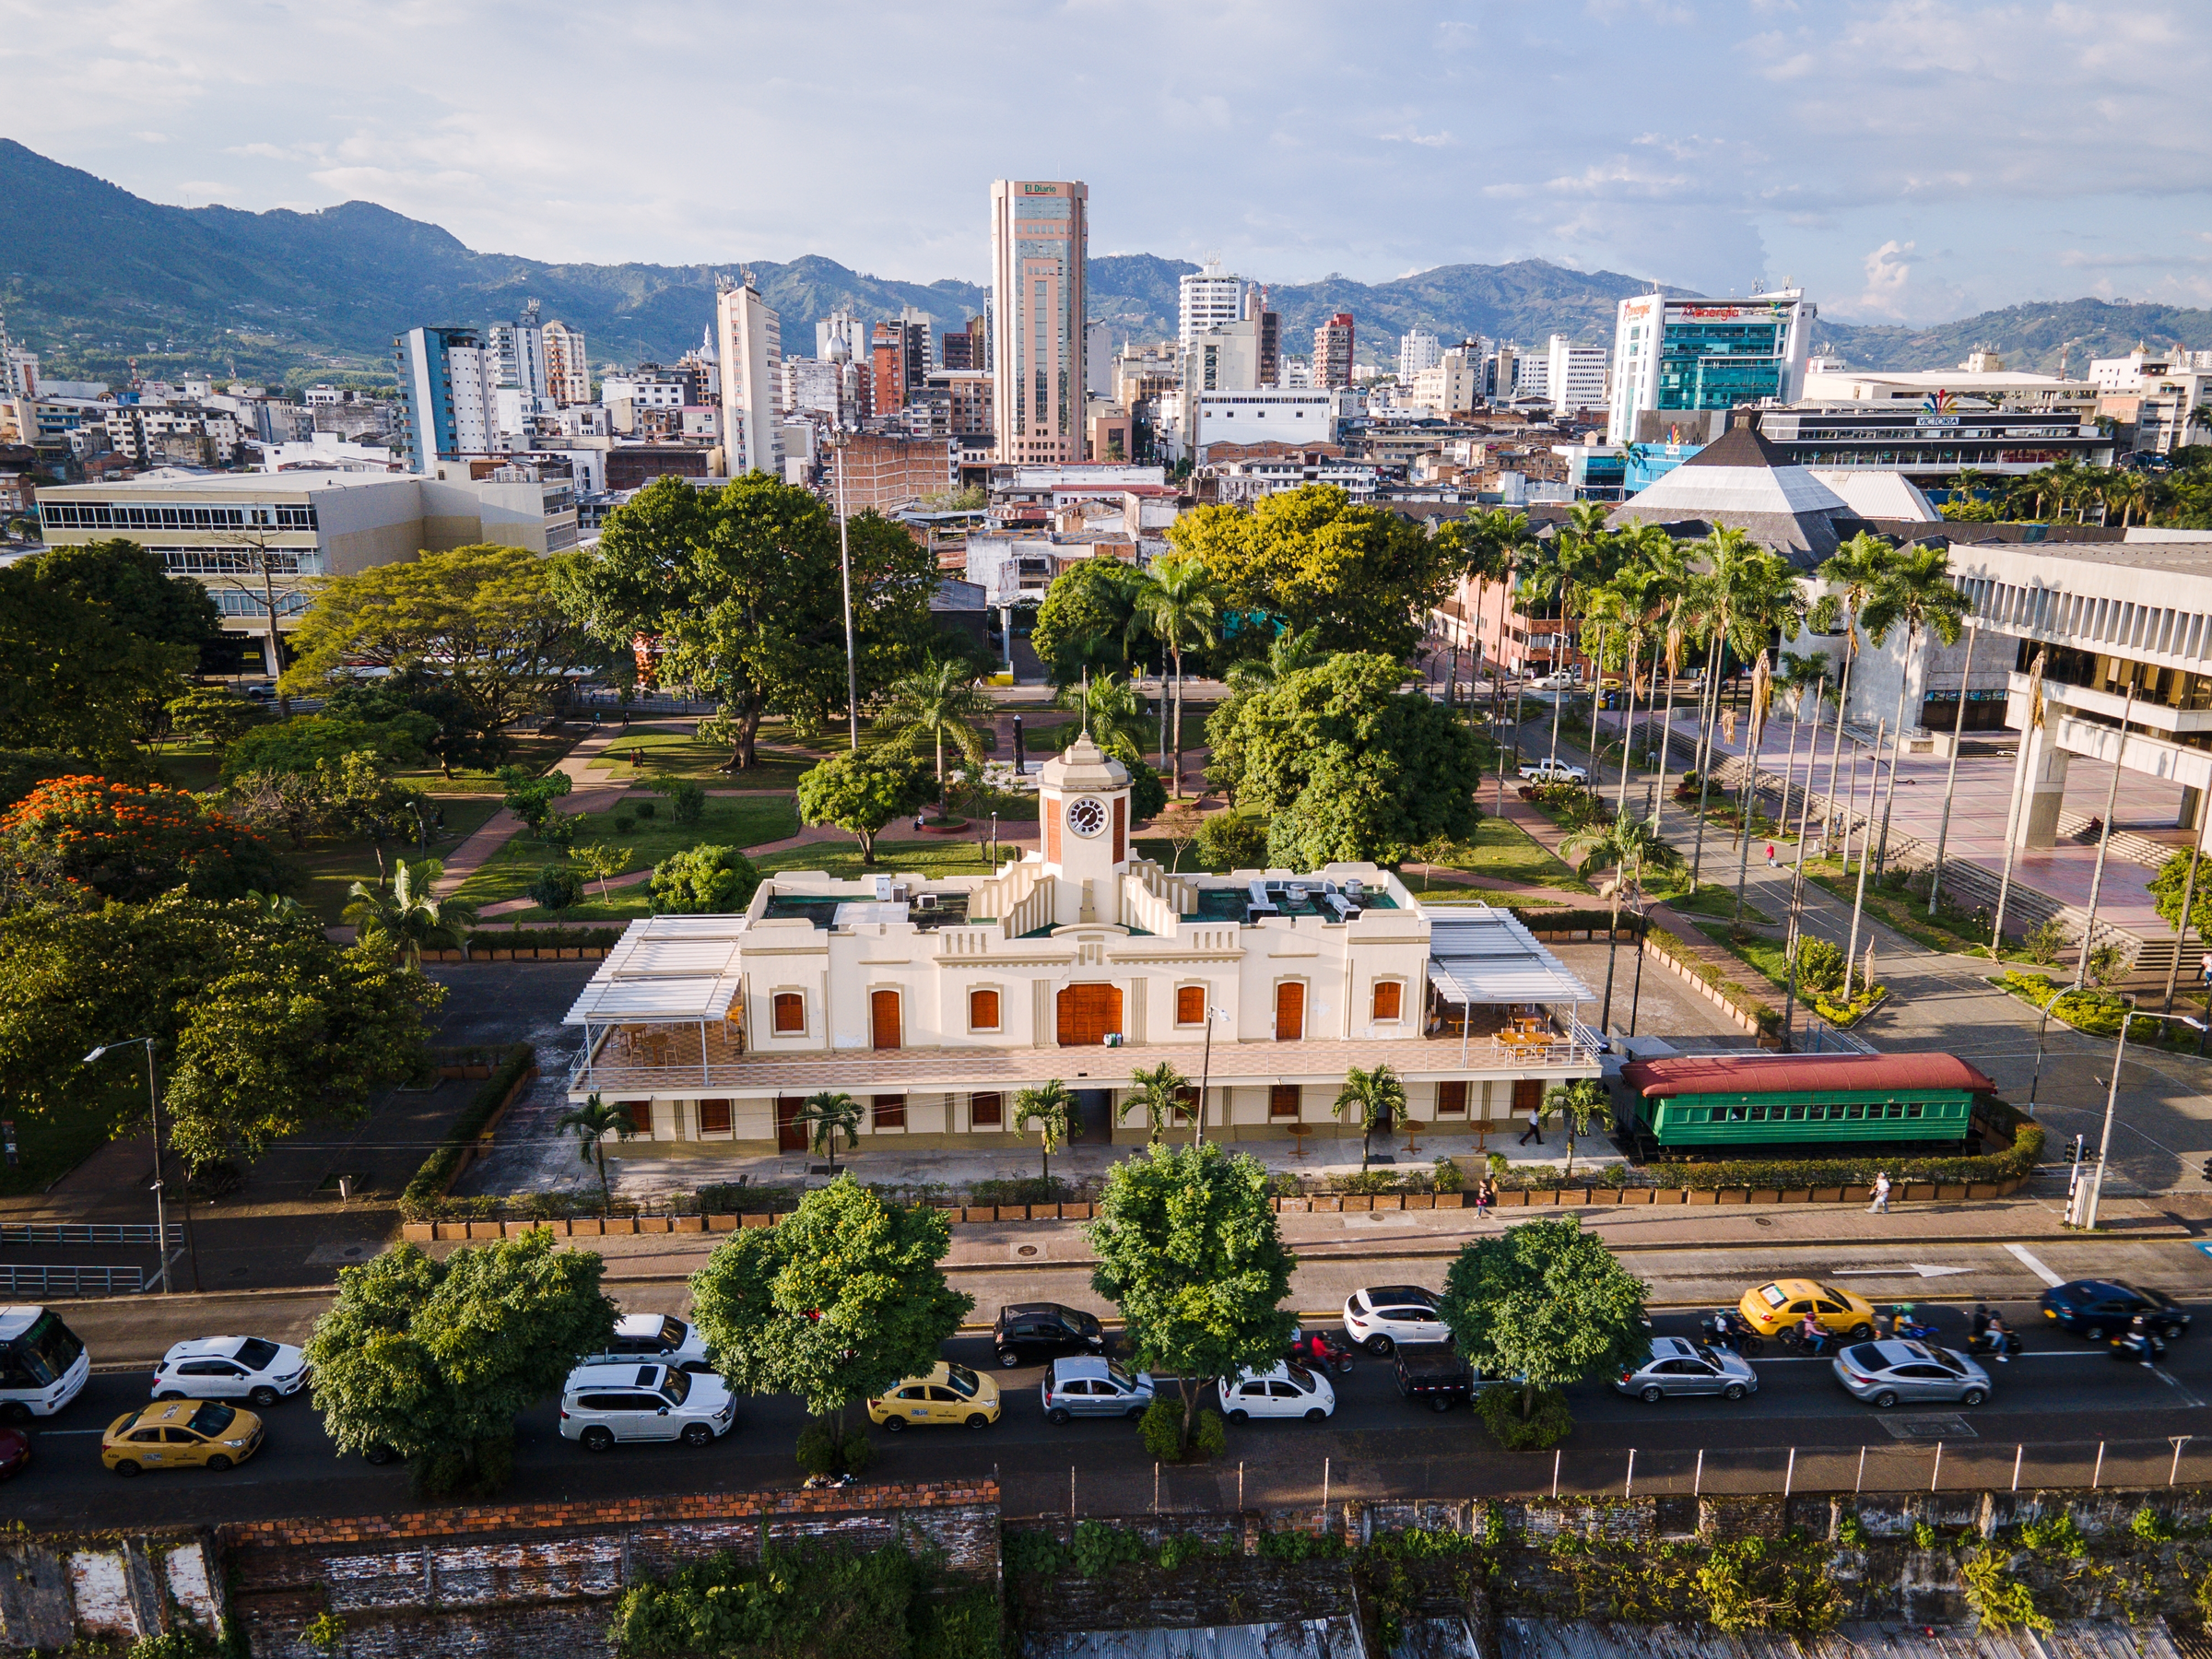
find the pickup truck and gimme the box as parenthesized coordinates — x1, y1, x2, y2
(1393, 1342, 1476, 1412)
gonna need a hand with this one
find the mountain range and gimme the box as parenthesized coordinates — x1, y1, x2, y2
(3, 136, 2208, 391)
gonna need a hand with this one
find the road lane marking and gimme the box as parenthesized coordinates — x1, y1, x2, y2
(1830, 1265, 1973, 1279)
(2155, 1368, 2207, 1408)
(2006, 1245, 2065, 1287)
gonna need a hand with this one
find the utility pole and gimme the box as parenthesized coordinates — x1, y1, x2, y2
(835, 439, 859, 751)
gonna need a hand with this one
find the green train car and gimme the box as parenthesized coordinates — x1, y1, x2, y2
(1616, 1053, 2000, 1155)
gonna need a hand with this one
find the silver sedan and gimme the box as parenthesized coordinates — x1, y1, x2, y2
(1612, 1336, 1758, 1403)
(1831, 1339, 1992, 1408)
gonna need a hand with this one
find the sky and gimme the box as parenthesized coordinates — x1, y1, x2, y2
(5, 0, 2210, 327)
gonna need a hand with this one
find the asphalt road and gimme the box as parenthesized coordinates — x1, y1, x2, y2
(14, 1236, 2212, 1528)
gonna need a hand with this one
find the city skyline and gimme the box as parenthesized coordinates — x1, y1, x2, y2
(5, 3, 2211, 330)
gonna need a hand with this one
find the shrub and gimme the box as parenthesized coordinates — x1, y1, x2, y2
(1192, 1407, 1227, 1459)
(2130, 1505, 2175, 1544)
(1159, 1532, 1229, 1570)
(528, 862, 583, 912)
(2, 774, 289, 903)
(1961, 1545, 2052, 1634)
(1431, 1156, 1465, 1193)
(1912, 1519, 1938, 1550)
(2021, 916, 2070, 966)
(1071, 1520, 1148, 1577)
(301, 1612, 348, 1656)
(2020, 1512, 2088, 1557)
(1254, 1529, 1345, 1562)
(1139, 1397, 1183, 1461)
(839, 1430, 875, 1476)
(653, 777, 706, 825)
(1789, 935, 1846, 994)
(634, 799, 657, 819)
(794, 1421, 839, 1476)
(648, 843, 760, 915)
(410, 1432, 514, 1500)
(612, 813, 635, 835)
(1837, 1512, 1869, 1547)
(1474, 1384, 1574, 1450)
(397, 1042, 537, 1218)
(1195, 811, 1267, 872)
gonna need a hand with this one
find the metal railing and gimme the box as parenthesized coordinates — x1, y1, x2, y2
(1, 1222, 183, 1249)
(0, 1264, 145, 1297)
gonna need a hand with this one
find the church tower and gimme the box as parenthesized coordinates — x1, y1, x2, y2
(1035, 735, 1130, 926)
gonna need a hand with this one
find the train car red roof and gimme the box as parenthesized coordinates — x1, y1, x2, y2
(1618, 1052, 1996, 1100)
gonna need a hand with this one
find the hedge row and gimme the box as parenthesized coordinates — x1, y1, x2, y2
(1579, 1121, 2046, 1194)
(465, 925, 622, 951)
(398, 1041, 539, 1218)
(1506, 907, 1645, 936)
(1644, 924, 1782, 1033)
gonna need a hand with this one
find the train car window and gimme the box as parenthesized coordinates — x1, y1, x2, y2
(1846, 1105, 1865, 1119)
(1907, 1103, 1924, 1118)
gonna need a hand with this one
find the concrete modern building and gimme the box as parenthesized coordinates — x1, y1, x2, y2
(1314, 314, 1356, 390)
(1606, 288, 1815, 443)
(2088, 347, 2212, 452)
(715, 274, 783, 478)
(394, 326, 492, 473)
(871, 307, 935, 417)
(541, 319, 590, 406)
(34, 467, 578, 670)
(1191, 388, 1339, 463)
(1546, 335, 1609, 416)
(560, 735, 1601, 1156)
(991, 179, 1088, 465)
(1179, 262, 1244, 350)
(1802, 356, 2094, 416)
(1755, 406, 2113, 486)
(1398, 329, 1442, 386)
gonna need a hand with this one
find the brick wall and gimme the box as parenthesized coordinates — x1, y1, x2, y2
(220, 1482, 998, 1659)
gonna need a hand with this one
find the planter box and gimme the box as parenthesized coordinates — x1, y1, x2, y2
(1811, 1185, 1843, 1203)
(1902, 1182, 1936, 1202)
(1586, 1187, 1618, 1205)
(1342, 1195, 1374, 1210)
(1062, 1202, 1093, 1220)
(1839, 1186, 1869, 1205)
(1373, 1194, 1403, 1210)
(672, 1215, 705, 1232)
(638, 1216, 671, 1233)
(961, 1206, 994, 1224)
(1749, 1189, 1782, 1205)
(1434, 1193, 1464, 1208)
(1967, 1182, 2000, 1200)
(1275, 1198, 1310, 1213)
(997, 1206, 1030, 1222)
(1315, 1195, 1342, 1212)
(1936, 1183, 1968, 1202)
(708, 1214, 738, 1231)
(1687, 1188, 1719, 1206)
(740, 1213, 773, 1229)
(1404, 1194, 1435, 1209)
(401, 1221, 435, 1241)
(569, 1217, 604, 1235)
(466, 1220, 503, 1240)
(606, 1217, 640, 1234)
(1715, 1187, 1749, 1205)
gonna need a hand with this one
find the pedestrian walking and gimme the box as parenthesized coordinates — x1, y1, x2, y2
(1518, 1105, 1544, 1147)
(1475, 1176, 1495, 1216)
(1764, 841, 1777, 869)
(1867, 1171, 1891, 1213)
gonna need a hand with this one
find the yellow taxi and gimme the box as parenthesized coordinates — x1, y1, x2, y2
(1738, 1279, 1878, 1340)
(101, 1398, 265, 1477)
(865, 1362, 1000, 1431)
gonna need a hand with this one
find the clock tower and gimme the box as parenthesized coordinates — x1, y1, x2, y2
(1036, 734, 1131, 925)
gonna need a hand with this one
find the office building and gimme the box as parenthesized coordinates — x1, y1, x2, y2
(1085, 320, 1114, 399)
(1314, 314, 1355, 389)
(1546, 335, 1609, 416)
(1606, 287, 1815, 443)
(559, 735, 1601, 1156)
(1191, 388, 1338, 462)
(1801, 354, 2094, 417)
(1251, 292, 1281, 388)
(871, 308, 935, 418)
(1753, 406, 2112, 485)
(1398, 329, 1442, 385)
(715, 274, 782, 477)
(542, 320, 590, 406)
(34, 468, 578, 671)
(943, 319, 983, 372)
(1179, 261, 1244, 349)
(782, 358, 844, 423)
(991, 179, 1088, 465)
(393, 326, 493, 473)
(486, 300, 549, 402)
(2088, 347, 2212, 451)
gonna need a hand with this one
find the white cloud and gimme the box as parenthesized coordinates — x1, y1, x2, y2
(1856, 239, 1916, 316)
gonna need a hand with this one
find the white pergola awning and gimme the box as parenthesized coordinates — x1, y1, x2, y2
(563, 915, 749, 1026)
(1426, 908, 1598, 1006)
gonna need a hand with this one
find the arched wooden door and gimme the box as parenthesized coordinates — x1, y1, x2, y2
(776, 1095, 807, 1151)
(870, 989, 902, 1050)
(1275, 981, 1305, 1041)
(1056, 982, 1124, 1046)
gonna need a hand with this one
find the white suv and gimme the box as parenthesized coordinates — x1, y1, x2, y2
(1343, 1286, 1447, 1355)
(1218, 1361, 1335, 1423)
(581, 1313, 714, 1373)
(559, 1361, 735, 1451)
(151, 1335, 309, 1408)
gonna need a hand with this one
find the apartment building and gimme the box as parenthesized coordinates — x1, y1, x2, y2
(1314, 314, 1356, 389)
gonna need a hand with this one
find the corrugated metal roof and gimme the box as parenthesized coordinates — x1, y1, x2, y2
(563, 915, 747, 1025)
(1428, 908, 1599, 1007)
(1618, 1052, 1996, 1100)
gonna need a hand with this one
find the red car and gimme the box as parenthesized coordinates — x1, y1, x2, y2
(0, 1426, 29, 1481)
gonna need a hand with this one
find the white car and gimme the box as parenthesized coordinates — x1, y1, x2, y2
(1343, 1286, 1447, 1355)
(1518, 758, 1589, 784)
(559, 1361, 735, 1451)
(582, 1312, 715, 1373)
(1218, 1361, 1335, 1423)
(150, 1335, 309, 1408)
(1532, 671, 1581, 690)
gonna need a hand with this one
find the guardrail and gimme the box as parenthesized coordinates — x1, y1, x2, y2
(0, 1264, 145, 1296)
(1, 1222, 183, 1249)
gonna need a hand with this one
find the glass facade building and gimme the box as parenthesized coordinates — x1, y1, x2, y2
(1606, 290, 1814, 444)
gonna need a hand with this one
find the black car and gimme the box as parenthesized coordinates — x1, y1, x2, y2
(994, 1303, 1108, 1369)
(1393, 1342, 1475, 1413)
(2040, 1280, 2191, 1342)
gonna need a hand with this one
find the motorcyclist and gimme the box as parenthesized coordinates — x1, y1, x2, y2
(1798, 1311, 1826, 1353)
(2119, 1313, 2158, 1369)
(1984, 1312, 2014, 1363)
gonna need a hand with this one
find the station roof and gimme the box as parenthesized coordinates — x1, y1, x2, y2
(1425, 908, 1598, 1006)
(563, 914, 749, 1025)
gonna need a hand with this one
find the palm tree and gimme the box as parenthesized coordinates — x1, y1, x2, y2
(1685, 531, 1806, 887)
(1014, 1080, 1073, 1185)
(556, 1092, 634, 1217)
(1638, 536, 1698, 826)
(341, 857, 478, 971)
(1119, 1061, 1189, 1143)
(876, 656, 993, 791)
(1331, 1064, 1407, 1173)
(1813, 532, 1896, 866)
(2103, 470, 2149, 529)
(1546, 1077, 1609, 1180)
(1130, 557, 1220, 799)
(1224, 626, 1325, 695)
(1561, 813, 1682, 1034)
(1058, 670, 1154, 763)
(1586, 559, 1662, 812)
(797, 1089, 864, 1176)
(1484, 511, 1544, 780)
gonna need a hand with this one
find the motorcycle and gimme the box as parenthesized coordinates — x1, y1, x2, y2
(1777, 1324, 1836, 1356)
(1968, 1330, 2022, 1360)
(1700, 1309, 1765, 1356)
(1889, 1304, 1940, 1343)
(1286, 1326, 1355, 1375)
(2110, 1328, 2167, 1367)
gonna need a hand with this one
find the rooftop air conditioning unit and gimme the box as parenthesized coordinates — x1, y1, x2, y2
(915, 893, 940, 912)
(872, 875, 893, 900)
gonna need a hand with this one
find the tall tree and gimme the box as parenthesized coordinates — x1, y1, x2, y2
(1030, 557, 1153, 686)
(1168, 485, 1455, 660)
(1131, 556, 1220, 797)
(286, 543, 597, 759)
(1015, 1080, 1073, 1185)
(306, 1231, 618, 1496)
(559, 476, 935, 769)
(688, 1177, 973, 1439)
(1331, 1064, 1406, 1173)
(342, 857, 477, 970)
(1206, 652, 1483, 868)
(795, 748, 929, 865)
(1560, 813, 1681, 1034)
(0, 774, 290, 906)
(0, 562, 194, 766)
(557, 1093, 634, 1216)
(18, 537, 225, 661)
(1813, 532, 1897, 859)
(875, 655, 992, 787)
(1438, 1216, 1649, 1422)
(1087, 1141, 1297, 1453)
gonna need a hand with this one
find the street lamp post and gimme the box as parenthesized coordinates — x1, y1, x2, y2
(82, 1038, 199, 1293)
(1194, 1002, 1219, 1148)
(2074, 995, 2206, 1230)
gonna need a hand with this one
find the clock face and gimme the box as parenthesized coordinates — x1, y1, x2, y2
(1066, 796, 1109, 839)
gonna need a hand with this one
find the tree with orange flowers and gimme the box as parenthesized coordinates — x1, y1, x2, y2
(0, 776, 291, 907)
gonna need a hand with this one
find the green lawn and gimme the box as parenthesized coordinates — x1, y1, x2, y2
(1431, 816, 1594, 892)
(1652, 881, 1773, 925)
(453, 794, 801, 912)
(292, 796, 505, 924)
(0, 1088, 134, 1197)
(154, 727, 580, 799)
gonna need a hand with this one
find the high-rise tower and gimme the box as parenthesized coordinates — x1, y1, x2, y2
(990, 180, 1088, 465)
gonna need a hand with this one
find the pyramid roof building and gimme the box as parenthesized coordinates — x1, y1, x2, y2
(1609, 419, 1859, 566)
